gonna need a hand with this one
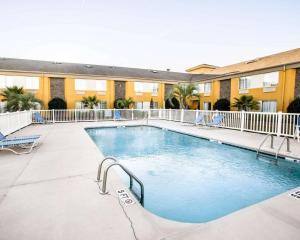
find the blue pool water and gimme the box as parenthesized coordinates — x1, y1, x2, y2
(86, 126, 300, 223)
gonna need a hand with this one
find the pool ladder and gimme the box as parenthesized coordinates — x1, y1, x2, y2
(97, 156, 144, 206)
(256, 134, 290, 159)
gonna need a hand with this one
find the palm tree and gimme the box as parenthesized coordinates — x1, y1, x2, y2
(6, 92, 43, 111)
(0, 86, 24, 101)
(115, 97, 135, 109)
(123, 97, 134, 109)
(167, 83, 199, 109)
(81, 96, 99, 109)
(232, 95, 259, 111)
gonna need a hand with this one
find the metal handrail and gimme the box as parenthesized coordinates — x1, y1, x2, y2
(275, 136, 291, 159)
(97, 156, 117, 181)
(100, 163, 144, 206)
(256, 133, 274, 158)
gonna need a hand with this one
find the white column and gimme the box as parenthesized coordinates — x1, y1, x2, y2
(131, 108, 134, 120)
(169, 109, 172, 121)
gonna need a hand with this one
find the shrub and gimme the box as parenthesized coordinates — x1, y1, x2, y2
(213, 98, 230, 111)
(165, 97, 180, 109)
(287, 97, 300, 113)
(48, 97, 67, 109)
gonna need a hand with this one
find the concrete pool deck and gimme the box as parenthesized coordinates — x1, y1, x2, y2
(0, 120, 299, 240)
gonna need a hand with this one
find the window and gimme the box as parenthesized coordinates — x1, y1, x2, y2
(204, 82, 212, 94)
(134, 82, 158, 94)
(75, 79, 106, 91)
(0, 75, 39, 90)
(239, 77, 249, 90)
(198, 83, 204, 93)
(135, 101, 151, 109)
(262, 101, 277, 112)
(263, 72, 279, 87)
(239, 71, 279, 89)
(203, 102, 211, 110)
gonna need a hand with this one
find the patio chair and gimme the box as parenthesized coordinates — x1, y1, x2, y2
(294, 117, 300, 142)
(33, 112, 45, 123)
(199, 114, 224, 128)
(0, 133, 41, 155)
(114, 110, 121, 120)
(195, 114, 205, 126)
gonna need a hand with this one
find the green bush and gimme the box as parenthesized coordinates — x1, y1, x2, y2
(48, 97, 67, 109)
(287, 97, 300, 113)
(213, 98, 230, 111)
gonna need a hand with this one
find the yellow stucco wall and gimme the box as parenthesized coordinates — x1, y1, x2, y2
(198, 81, 220, 110)
(230, 69, 296, 112)
(64, 78, 115, 109)
(125, 81, 165, 108)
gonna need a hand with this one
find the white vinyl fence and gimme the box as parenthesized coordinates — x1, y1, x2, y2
(0, 109, 299, 138)
(0, 111, 32, 135)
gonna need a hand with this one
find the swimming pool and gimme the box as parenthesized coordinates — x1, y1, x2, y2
(86, 126, 300, 223)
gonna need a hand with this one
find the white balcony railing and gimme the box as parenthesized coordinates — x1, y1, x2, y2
(0, 109, 299, 138)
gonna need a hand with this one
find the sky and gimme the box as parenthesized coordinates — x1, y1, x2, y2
(0, 0, 300, 72)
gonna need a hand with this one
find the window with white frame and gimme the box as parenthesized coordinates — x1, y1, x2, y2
(198, 83, 204, 93)
(239, 71, 279, 89)
(75, 79, 106, 91)
(239, 77, 249, 90)
(261, 100, 277, 112)
(0, 75, 39, 90)
(134, 82, 158, 94)
(263, 72, 279, 87)
(204, 82, 212, 94)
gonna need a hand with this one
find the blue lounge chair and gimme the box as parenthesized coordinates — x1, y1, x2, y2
(195, 114, 205, 126)
(114, 110, 121, 120)
(33, 112, 45, 123)
(0, 132, 41, 154)
(205, 115, 224, 128)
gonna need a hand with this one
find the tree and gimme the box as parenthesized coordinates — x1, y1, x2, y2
(167, 83, 199, 109)
(287, 97, 300, 113)
(114, 97, 135, 109)
(48, 97, 67, 109)
(213, 98, 230, 111)
(150, 98, 154, 109)
(0, 86, 24, 101)
(232, 95, 259, 111)
(81, 95, 99, 109)
(1, 86, 42, 111)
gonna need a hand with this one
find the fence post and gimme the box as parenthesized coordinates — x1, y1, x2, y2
(195, 109, 199, 123)
(131, 108, 134, 120)
(277, 111, 282, 137)
(74, 109, 77, 122)
(148, 109, 151, 120)
(159, 109, 162, 119)
(94, 109, 97, 122)
(180, 108, 184, 122)
(169, 109, 172, 121)
(52, 109, 55, 123)
(241, 110, 245, 132)
(113, 108, 115, 121)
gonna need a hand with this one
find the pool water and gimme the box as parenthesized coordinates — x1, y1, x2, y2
(86, 126, 300, 223)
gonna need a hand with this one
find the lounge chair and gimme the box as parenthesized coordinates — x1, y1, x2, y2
(206, 115, 224, 127)
(114, 110, 121, 120)
(33, 112, 45, 123)
(195, 114, 205, 126)
(294, 117, 300, 142)
(0, 133, 41, 155)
